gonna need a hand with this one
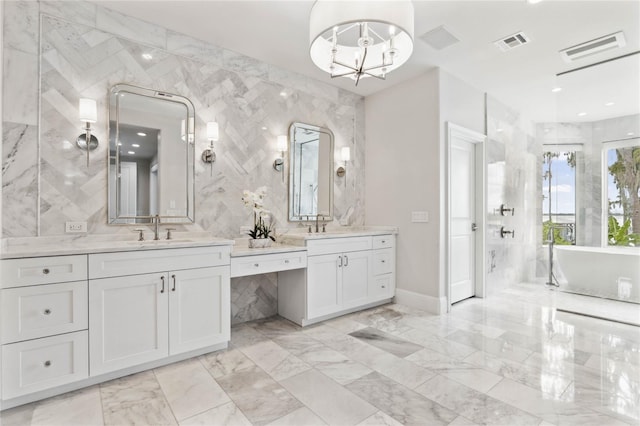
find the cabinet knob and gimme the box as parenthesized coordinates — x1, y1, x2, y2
(284, 260, 290, 264)
(254, 263, 260, 267)
(382, 240, 386, 244)
(44, 360, 52, 367)
(381, 260, 386, 263)
(44, 309, 52, 315)
(43, 268, 50, 275)
(382, 285, 386, 289)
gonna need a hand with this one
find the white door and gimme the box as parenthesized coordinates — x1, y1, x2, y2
(307, 254, 341, 319)
(450, 138, 476, 303)
(341, 250, 371, 309)
(168, 266, 230, 355)
(89, 273, 169, 375)
(119, 162, 137, 223)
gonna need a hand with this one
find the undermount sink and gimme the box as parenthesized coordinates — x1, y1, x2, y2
(125, 238, 197, 245)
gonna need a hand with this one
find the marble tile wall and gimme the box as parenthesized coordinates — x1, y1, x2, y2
(485, 95, 538, 295)
(2, 0, 366, 323)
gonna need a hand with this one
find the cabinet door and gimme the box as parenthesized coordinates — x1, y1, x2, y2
(341, 250, 371, 309)
(168, 266, 230, 355)
(307, 254, 341, 319)
(89, 273, 169, 376)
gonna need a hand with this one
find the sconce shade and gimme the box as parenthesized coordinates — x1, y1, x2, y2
(207, 121, 219, 141)
(309, 0, 414, 85)
(79, 98, 97, 123)
(277, 135, 288, 151)
(341, 146, 351, 162)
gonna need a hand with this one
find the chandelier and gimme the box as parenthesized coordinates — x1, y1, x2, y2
(309, 0, 414, 86)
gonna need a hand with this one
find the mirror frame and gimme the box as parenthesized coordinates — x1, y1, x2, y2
(288, 122, 335, 222)
(108, 83, 196, 225)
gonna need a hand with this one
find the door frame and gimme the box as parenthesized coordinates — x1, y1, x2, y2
(445, 122, 486, 312)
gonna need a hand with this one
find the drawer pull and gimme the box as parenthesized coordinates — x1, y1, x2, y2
(160, 276, 165, 293)
(254, 263, 260, 267)
(381, 240, 386, 244)
(44, 360, 52, 367)
(382, 285, 386, 289)
(171, 274, 176, 292)
(43, 268, 50, 275)
(381, 260, 386, 263)
(284, 259, 290, 264)
(43, 309, 52, 315)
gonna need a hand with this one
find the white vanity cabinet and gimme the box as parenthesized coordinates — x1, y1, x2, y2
(279, 234, 395, 326)
(0, 255, 89, 399)
(88, 247, 230, 376)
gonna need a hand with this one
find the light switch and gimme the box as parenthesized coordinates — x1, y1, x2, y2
(411, 211, 429, 223)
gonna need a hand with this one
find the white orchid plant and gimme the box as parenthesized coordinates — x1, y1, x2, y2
(242, 186, 275, 241)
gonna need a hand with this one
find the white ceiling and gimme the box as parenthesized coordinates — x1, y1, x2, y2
(93, 0, 640, 123)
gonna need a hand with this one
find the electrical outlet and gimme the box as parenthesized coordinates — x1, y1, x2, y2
(65, 221, 87, 233)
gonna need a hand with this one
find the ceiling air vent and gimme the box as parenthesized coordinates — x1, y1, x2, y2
(559, 32, 626, 63)
(494, 32, 530, 52)
(420, 26, 460, 50)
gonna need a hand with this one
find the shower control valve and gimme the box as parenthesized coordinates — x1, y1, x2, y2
(500, 227, 515, 239)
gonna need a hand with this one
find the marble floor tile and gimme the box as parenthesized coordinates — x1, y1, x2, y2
(355, 411, 404, 426)
(397, 327, 477, 360)
(154, 358, 231, 421)
(216, 365, 302, 425)
(280, 369, 377, 425)
(346, 371, 458, 426)
(199, 347, 255, 378)
(314, 358, 374, 385)
(437, 365, 504, 393)
(0, 403, 35, 426)
(445, 329, 533, 363)
(31, 385, 103, 426)
(447, 416, 479, 425)
(100, 370, 177, 426)
(349, 327, 423, 358)
(239, 339, 312, 381)
(488, 377, 628, 425)
(265, 406, 326, 426)
(415, 375, 541, 425)
(179, 401, 252, 426)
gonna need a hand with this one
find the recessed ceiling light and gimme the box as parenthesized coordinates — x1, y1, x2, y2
(261, 126, 267, 130)
(132, 144, 140, 148)
(137, 132, 147, 137)
(551, 87, 562, 93)
(127, 151, 135, 155)
(142, 53, 153, 60)
(628, 132, 635, 136)
(117, 142, 122, 146)
(605, 102, 615, 106)
(496, 128, 504, 133)
(527, 0, 543, 3)
(279, 91, 287, 97)
(577, 112, 587, 117)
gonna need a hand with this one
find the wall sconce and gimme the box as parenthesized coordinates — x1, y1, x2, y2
(181, 117, 195, 143)
(273, 135, 287, 179)
(336, 146, 350, 177)
(76, 98, 98, 167)
(202, 121, 219, 176)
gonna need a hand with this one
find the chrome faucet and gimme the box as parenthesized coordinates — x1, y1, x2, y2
(153, 215, 161, 240)
(315, 214, 324, 233)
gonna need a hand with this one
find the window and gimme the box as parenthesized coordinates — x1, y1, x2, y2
(605, 138, 640, 246)
(542, 149, 577, 245)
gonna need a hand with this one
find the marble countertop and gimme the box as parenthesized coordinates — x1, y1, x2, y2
(279, 226, 398, 245)
(231, 240, 307, 257)
(0, 233, 234, 259)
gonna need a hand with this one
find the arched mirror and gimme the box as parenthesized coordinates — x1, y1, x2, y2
(108, 84, 195, 224)
(288, 122, 334, 221)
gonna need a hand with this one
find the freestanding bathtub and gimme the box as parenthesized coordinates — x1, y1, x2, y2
(555, 245, 640, 303)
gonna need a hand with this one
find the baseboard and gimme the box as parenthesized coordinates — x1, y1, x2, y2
(394, 288, 447, 314)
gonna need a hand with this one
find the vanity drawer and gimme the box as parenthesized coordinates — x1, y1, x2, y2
(2, 281, 88, 344)
(373, 235, 395, 250)
(89, 246, 231, 278)
(307, 236, 372, 256)
(1, 255, 87, 289)
(231, 251, 307, 278)
(372, 248, 394, 276)
(1, 331, 88, 399)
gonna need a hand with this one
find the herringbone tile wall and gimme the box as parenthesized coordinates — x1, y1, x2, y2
(3, 0, 365, 323)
